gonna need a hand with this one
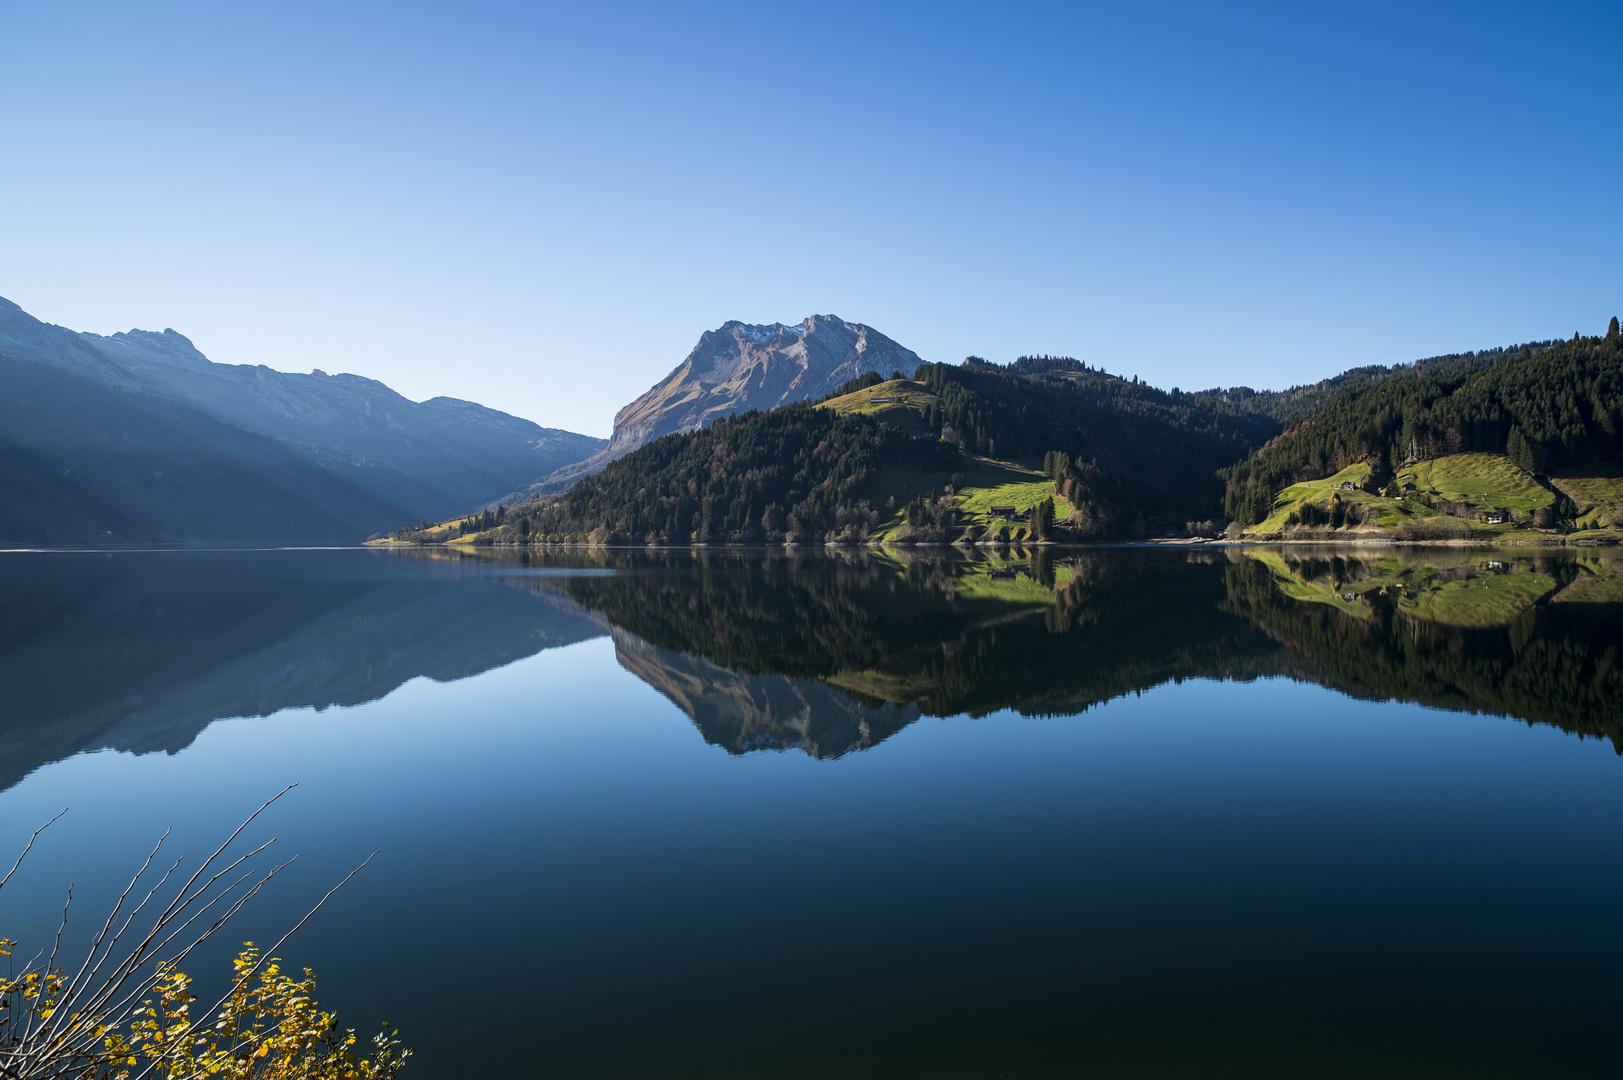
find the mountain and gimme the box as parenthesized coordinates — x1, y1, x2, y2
(0, 296, 605, 542)
(77, 323, 604, 511)
(0, 352, 431, 544)
(514, 315, 921, 497)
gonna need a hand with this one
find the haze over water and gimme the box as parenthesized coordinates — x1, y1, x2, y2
(1, 546, 1620, 1078)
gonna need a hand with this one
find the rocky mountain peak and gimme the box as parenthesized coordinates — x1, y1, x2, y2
(607, 314, 918, 453)
(513, 314, 920, 499)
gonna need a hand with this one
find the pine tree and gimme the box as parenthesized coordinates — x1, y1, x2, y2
(1507, 426, 1536, 474)
(1609, 315, 1620, 339)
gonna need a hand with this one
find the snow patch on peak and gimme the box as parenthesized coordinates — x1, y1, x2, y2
(735, 322, 807, 344)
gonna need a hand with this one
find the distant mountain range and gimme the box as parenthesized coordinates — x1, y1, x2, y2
(508, 315, 921, 499)
(0, 296, 604, 544)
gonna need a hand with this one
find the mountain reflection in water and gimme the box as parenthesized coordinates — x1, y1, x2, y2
(1, 545, 1619, 792)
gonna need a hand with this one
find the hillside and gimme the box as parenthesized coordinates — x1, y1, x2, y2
(1221, 328, 1623, 537)
(81, 324, 605, 515)
(513, 315, 921, 498)
(0, 295, 605, 540)
(912, 359, 1279, 525)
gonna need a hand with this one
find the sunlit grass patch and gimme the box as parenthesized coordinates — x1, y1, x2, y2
(1250, 463, 1391, 533)
(820, 379, 938, 420)
(865, 460, 1070, 542)
(1398, 453, 1552, 515)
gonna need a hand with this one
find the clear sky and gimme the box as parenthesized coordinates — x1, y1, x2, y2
(2, 2, 1619, 437)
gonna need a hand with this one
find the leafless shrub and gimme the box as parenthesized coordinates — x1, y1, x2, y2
(0, 787, 381, 1080)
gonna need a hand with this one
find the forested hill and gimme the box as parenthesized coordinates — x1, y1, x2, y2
(524, 402, 959, 544)
(1220, 328, 1623, 523)
(912, 359, 1278, 519)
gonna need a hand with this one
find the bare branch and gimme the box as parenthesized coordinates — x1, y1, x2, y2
(0, 808, 67, 894)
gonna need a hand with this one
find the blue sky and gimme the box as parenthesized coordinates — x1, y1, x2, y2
(2, 1, 1619, 436)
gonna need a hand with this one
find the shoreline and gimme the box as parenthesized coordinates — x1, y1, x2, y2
(366, 532, 1621, 552)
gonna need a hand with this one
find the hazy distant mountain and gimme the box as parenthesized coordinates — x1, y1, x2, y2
(513, 315, 920, 498)
(0, 296, 605, 542)
(0, 350, 422, 544)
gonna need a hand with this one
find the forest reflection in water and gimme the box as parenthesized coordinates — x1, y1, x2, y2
(1, 544, 1619, 793)
(547, 543, 1623, 758)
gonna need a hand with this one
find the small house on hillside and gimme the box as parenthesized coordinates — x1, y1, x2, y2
(1340, 481, 1357, 490)
(1481, 510, 1506, 524)
(988, 505, 1018, 517)
(870, 397, 891, 403)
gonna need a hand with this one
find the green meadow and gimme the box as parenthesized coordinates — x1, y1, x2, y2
(1397, 452, 1552, 516)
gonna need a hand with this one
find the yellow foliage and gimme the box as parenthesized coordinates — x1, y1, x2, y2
(100, 945, 409, 1080)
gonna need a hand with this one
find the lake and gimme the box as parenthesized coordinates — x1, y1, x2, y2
(1, 545, 1620, 1078)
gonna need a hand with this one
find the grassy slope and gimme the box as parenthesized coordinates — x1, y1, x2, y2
(821, 379, 939, 429)
(1243, 452, 1576, 540)
(1399, 453, 1552, 515)
(1250, 463, 1382, 533)
(820, 380, 1073, 542)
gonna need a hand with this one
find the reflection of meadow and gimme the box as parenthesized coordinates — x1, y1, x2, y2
(1222, 548, 1623, 752)
(1239, 548, 1617, 628)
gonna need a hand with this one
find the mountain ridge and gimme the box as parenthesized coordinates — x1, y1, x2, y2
(0, 296, 605, 542)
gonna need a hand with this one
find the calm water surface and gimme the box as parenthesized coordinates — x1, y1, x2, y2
(1, 546, 1620, 1078)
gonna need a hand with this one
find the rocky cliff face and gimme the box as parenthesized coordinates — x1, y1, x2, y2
(523, 315, 921, 496)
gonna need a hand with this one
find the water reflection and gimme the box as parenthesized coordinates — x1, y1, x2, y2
(2, 545, 1619, 793)
(0, 551, 607, 791)
(1224, 549, 1623, 748)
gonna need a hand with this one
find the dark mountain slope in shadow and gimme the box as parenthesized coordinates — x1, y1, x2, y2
(0, 353, 419, 544)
